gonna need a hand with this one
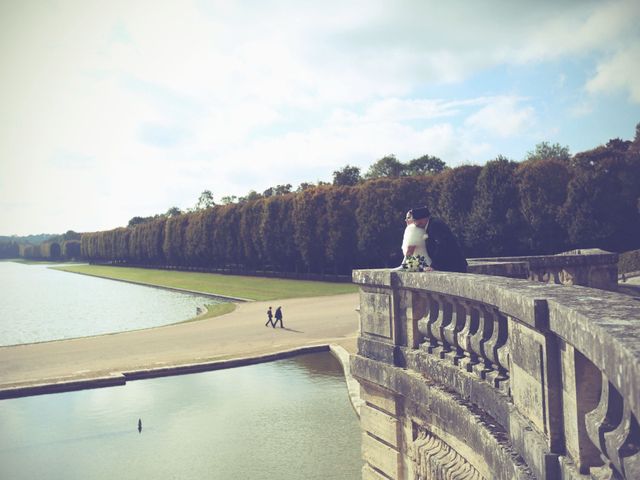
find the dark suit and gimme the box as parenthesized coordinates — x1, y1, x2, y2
(425, 217, 468, 273)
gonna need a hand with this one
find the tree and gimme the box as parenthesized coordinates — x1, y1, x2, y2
(195, 190, 215, 210)
(517, 158, 570, 253)
(525, 141, 571, 163)
(128, 216, 152, 227)
(260, 195, 299, 271)
(332, 165, 362, 186)
(324, 186, 358, 273)
(165, 206, 182, 217)
(466, 156, 526, 257)
(435, 165, 482, 253)
(365, 155, 404, 178)
(239, 190, 262, 203)
(220, 195, 238, 205)
(263, 184, 292, 197)
(296, 182, 316, 192)
(561, 139, 640, 252)
(406, 155, 447, 175)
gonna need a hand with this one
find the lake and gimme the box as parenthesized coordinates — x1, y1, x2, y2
(0, 261, 362, 479)
(0, 262, 224, 346)
(0, 351, 362, 480)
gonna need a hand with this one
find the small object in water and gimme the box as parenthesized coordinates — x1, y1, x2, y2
(138, 418, 142, 433)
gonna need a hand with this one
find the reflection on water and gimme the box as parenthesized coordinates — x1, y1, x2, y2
(0, 262, 224, 346)
(0, 352, 362, 480)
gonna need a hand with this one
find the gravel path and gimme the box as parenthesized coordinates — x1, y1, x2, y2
(0, 293, 360, 398)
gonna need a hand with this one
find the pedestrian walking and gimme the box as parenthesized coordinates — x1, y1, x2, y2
(265, 306, 274, 327)
(273, 306, 284, 328)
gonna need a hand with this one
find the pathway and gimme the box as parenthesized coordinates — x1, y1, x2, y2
(0, 293, 360, 398)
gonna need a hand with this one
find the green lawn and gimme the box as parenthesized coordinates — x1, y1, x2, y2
(178, 303, 237, 323)
(53, 264, 357, 301)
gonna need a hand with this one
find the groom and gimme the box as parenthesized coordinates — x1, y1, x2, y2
(409, 206, 468, 273)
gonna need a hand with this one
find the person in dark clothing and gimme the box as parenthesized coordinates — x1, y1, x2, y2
(265, 306, 274, 327)
(273, 306, 284, 328)
(410, 206, 468, 273)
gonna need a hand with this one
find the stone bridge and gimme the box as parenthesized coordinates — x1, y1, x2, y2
(351, 251, 639, 479)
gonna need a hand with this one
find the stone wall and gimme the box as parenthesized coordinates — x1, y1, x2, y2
(351, 269, 639, 479)
(468, 249, 619, 291)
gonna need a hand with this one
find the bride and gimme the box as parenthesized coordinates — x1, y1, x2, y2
(400, 208, 432, 271)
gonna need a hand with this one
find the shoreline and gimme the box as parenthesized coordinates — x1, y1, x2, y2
(0, 288, 361, 410)
(0, 343, 363, 416)
(53, 267, 253, 302)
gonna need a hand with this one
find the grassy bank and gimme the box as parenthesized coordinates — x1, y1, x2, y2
(178, 303, 237, 323)
(53, 264, 358, 301)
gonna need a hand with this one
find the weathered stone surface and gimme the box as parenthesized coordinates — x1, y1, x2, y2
(544, 285, 640, 421)
(361, 464, 389, 480)
(361, 404, 400, 448)
(353, 355, 536, 480)
(360, 381, 398, 415)
(352, 254, 639, 479)
(468, 249, 619, 291)
(362, 432, 401, 479)
(360, 290, 393, 339)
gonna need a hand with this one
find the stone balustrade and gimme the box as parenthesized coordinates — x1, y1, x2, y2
(351, 269, 639, 480)
(468, 248, 618, 291)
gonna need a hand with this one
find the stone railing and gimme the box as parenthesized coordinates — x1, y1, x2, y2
(468, 248, 618, 291)
(351, 269, 639, 480)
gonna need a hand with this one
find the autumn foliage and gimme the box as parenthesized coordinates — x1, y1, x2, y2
(80, 134, 640, 273)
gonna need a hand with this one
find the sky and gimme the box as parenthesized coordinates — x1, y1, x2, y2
(1, 0, 639, 236)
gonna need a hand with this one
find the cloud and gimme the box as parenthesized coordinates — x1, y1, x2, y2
(585, 44, 640, 103)
(464, 97, 536, 138)
(0, 0, 638, 235)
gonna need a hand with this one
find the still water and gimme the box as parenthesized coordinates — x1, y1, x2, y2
(0, 352, 361, 480)
(0, 262, 224, 346)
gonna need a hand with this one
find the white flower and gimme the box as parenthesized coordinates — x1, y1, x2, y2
(402, 255, 429, 272)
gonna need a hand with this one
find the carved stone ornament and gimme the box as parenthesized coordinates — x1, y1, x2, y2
(412, 428, 484, 480)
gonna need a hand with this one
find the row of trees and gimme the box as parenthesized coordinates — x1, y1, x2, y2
(0, 231, 83, 260)
(17, 240, 82, 260)
(81, 128, 640, 274)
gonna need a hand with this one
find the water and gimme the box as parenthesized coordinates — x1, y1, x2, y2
(0, 262, 224, 346)
(0, 352, 362, 480)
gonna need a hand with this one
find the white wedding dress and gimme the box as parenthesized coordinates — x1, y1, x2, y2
(401, 224, 431, 265)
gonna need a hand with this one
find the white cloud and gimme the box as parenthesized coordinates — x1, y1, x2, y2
(0, 0, 638, 235)
(585, 44, 640, 103)
(464, 97, 536, 138)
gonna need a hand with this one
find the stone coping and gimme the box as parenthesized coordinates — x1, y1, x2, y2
(469, 248, 618, 268)
(353, 268, 640, 418)
(353, 269, 549, 328)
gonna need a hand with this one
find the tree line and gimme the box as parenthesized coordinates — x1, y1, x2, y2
(81, 127, 640, 274)
(0, 231, 82, 260)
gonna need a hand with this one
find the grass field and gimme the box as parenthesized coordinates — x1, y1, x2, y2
(53, 264, 358, 301)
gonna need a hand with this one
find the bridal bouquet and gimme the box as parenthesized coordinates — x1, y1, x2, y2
(401, 255, 429, 272)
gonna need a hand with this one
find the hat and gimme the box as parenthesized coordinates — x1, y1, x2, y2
(410, 206, 430, 219)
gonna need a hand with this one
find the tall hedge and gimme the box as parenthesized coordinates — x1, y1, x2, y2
(80, 135, 640, 272)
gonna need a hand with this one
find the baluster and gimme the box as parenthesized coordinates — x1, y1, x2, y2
(459, 301, 481, 373)
(605, 403, 640, 478)
(470, 305, 494, 379)
(429, 294, 453, 358)
(442, 298, 467, 366)
(417, 293, 438, 351)
(586, 379, 640, 478)
(483, 308, 509, 389)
